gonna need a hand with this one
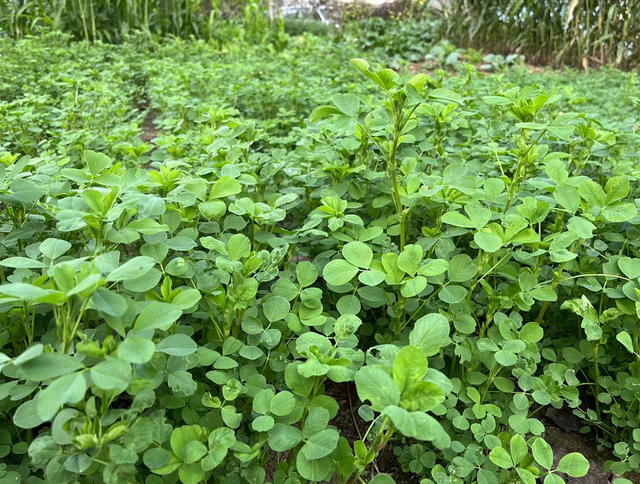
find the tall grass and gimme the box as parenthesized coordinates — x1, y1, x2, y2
(441, 0, 640, 69)
(0, 0, 277, 42)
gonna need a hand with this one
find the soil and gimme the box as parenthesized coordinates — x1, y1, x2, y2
(140, 106, 159, 143)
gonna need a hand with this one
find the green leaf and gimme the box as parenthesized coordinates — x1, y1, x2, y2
(401, 276, 427, 298)
(603, 203, 636, 222)
(429, 88, 463, 104)
(0, 257, 47, 269)
(617, 331, 635, 353)
(90, 358, 131, 391)
(567, 216, 595, 239)
(209, 176, 241, 199)
(554, 185, 579, 214)
(323, 259, 359, 286)
(510, 434, 528, 464)
(133, 301, 182, 333)
(578, 180, 606, 207)
(227, 234, 251, 260)
(530, 286, 557, 301)
(263, 296, 290, 323)
(358, 269, 386, 286)
(270, 391, 295, 416)
(39, 238, 72, 260)
(134, 302, 183, 333)
(441, 211, 474, 228)
(252, 415, 275, 432)
(369, 474, 395, 484)
(118, 337, 156, 363)
(532, 438, 554, 469)
(489, 446, 513, 468)
(14, 400, 45, 429)
(332, 93, 360, 116)
(181, 440, 207, 464)
(171, 425, 204, 456)
(382, 407, 450, 448)
(557, 453, 589, 477)
(618, 257, 640, 279)
(156, 334, 198, 356)
(179, 463, 205, 484)
(342, 241, 373, 269)
(302, 429, 339, 460)
(36, 372, 86, 421)
(402, 381, 445, 412)
(605, 175, 630, 202)
(310, 105, 343, 122)
(106, 256, 155, 282)
(409, 314, 450, 357)
(17, 352, 84, 381)
(474, 231, 502, 252)
(466, 205, 492, 229)
(419, 259, 449, 276)
(84, 150, 112, 175)
(268, 424, 302, 452)
(296, 261, 318, 287)
(447, 254, 477, 282)
(393, 345, 427, 393)
(544, 474, 565, 484)
(355, 366, 400, 412)
(397, 244, 422, 276)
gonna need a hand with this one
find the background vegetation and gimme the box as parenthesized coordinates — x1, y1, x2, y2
(1, 2, 640, 484)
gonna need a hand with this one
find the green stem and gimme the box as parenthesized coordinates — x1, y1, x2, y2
(592, 342, 602, 421)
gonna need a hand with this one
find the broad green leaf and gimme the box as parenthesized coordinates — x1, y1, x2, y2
(14, 400, 45, 429)
(532, 438, 554, 469)
(397, 244, 422, 276)
(181, 441, 207, 464)
(270, 391, 295, 416)
(393, 345, 427, 393)
(323, 259, 359, 286)
(510, 434, 528, 464)
(106, 256, 155, 282)
(401, 276, 427, 298)
(332, 93, 360, 116)
(156, 334, 198, 356)
(39, 238, 72, 260)
(268, 424, 302, 452)
(227, 234, 251, 260)
(474, 231, 502, 252)
(90, 357, 131, 391)
(617, 331, 635, 353)
(36, 372, 86, 421)
(296, 261, 318, 287)
(342, 241, 373, 269)
(557, 453, 589, 477)
(618, 257, 640, 279)
(410, 314, 450, 356)
(358, 269, 386, 286)
(447, 254, 477, 282)
(0, 257, 47, 269)
(209, 176, 241, 199)
(263, 296, 290, 323)
(134, 302, 182, 333)
(441, 211, 474, 228)
(355, 366, 400, 412)
(302, 429, 339, 459)
(118, 337, 156, 363)
(17, 352, 84, 381)
(489, 446, 513, 468)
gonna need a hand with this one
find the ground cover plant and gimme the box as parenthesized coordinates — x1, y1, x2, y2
(0, 27, 640, 484)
